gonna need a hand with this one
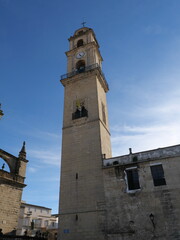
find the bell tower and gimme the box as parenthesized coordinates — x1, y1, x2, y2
(58, 27, 112, 240)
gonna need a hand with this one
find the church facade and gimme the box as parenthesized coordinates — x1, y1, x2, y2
(58, 27, 180, 240)
(0, 142, 28, 234)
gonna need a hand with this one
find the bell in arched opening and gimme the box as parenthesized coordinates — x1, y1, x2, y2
(76, 60, 85, 73)
(77, 39, 84, 47)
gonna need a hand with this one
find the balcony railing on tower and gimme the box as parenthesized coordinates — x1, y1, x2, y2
(60, 63, 109, 89)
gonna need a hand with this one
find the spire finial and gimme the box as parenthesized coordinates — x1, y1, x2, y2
(81, 20, 86, 27)
(19, 141, 26, 159)
(21, 141, 26, 153)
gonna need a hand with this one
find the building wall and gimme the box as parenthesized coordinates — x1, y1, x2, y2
(0, 184, 23, 234)
(103, 146, 180, 240)
(17, 202, 58, 237)
(0, 146, 27, 234)
(59, 28, 111, 239)
(59, 28, 111, 240)
(59, 27, 180, 240)
(59, 79, 110, 237)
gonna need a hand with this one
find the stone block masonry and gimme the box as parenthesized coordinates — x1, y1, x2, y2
(0, 143, 28, 234)
(0, 184, 23, 233)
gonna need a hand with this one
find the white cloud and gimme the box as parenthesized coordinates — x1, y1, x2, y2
(111, 115, 180, 157)
(27, 167, 37, 173)
(37, 131, 61, 140)
(30, 176, 60, 183)
(22, 129, 61, 141)
(28, 149, 60, 166)
(111, 83, 180, 157)
(112, 123, 179, 135)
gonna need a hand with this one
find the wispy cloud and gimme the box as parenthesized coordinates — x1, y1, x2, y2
(36, 130, 61, 140)
(111, 80, 180, 156)
(111, 122, 180, 156)
(27, 167, 37, 173)
(22, 129, 61, 141)
(29, 176, 60, 183)
(112, 123, 180, 135)
(28, 149, 60, 166)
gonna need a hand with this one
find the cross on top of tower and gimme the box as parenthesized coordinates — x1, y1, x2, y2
(81, 21, 86, 27)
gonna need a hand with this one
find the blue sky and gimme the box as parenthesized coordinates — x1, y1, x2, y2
(0, 0, 180, 213)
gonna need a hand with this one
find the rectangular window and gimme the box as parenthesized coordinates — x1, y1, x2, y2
(126, 168, 140, 190)
(44, 220, 49, 227)
(34, 219, 42, 227)
(150, 164, 166, 186)
(23, 218, 29, 226)
(102, 103, 106, 124)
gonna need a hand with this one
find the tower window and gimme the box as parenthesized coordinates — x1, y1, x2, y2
(125, 168, 140, 191)
(77, 39, 84, 47)
(76, 60, 85, 73)
(150, 164, 166, 186)
(101, 103, 106, 124)
(72, 99, 88, 120)
(77, 30, 83, 35)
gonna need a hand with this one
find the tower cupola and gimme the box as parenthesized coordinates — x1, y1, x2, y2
(65, 27, 103, 74)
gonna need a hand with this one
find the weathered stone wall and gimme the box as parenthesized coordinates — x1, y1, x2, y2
(103, 147, 180, 240)
(59, 39, 111, 239)
(0, 183, 23, 234)
(59, 74, 108, 238)
(18, 159, 27, 178)
(0, 146, 27, 234)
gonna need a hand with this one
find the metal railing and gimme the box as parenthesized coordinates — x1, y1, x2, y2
(60, 63, 109, 88)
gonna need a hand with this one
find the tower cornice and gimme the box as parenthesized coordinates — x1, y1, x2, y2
(61, 66, 109, 92)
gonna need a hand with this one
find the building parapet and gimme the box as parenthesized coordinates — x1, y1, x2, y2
(103, 144, 180, 167)
(21, 202, 51, 211)
(0, 170, 26, 187)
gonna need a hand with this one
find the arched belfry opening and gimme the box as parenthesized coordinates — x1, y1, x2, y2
(76, 60, 85, 73)
(72, 99, 88, 120)
(77, 39, 84, 47)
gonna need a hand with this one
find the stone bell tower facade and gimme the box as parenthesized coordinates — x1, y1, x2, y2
(58, 27, 112, 240)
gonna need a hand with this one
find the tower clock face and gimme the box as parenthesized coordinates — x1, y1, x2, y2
(76, 51, 85, 59)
